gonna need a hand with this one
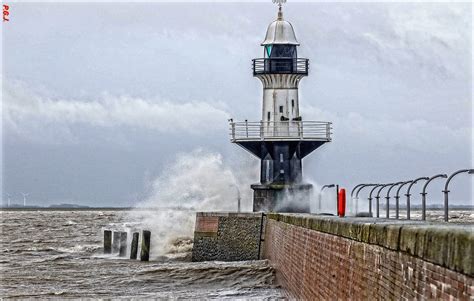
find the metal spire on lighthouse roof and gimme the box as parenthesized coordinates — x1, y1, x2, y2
(261, 0, 299, 46)
(274, 0, 285, 20)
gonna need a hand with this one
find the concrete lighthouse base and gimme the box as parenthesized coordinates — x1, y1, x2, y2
(251, 183, 313, 213)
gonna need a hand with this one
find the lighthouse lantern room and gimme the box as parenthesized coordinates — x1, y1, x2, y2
(230, 0, 332, 212)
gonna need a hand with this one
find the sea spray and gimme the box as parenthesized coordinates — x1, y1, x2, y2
(271, 186, 313, 213)
(314, 182, 338, 215)
(126, 149, 258, 259)
(269, 179, 342, 215)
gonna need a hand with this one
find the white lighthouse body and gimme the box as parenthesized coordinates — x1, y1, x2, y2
(230, 3, 332, 212)
(258, 10, 307, 138)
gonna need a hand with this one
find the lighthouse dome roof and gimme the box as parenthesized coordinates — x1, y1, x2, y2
(261, 15, 299, 46)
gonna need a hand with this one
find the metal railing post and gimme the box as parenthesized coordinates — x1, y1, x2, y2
(354, 184, 376, 216)
(245, 120, 248, 138)
(351, 184, 366, 214)
(385, 182, 403, 219)
(421, 174, 447, 221)
(442, 169, 473, 222)
(375, 196, 380, 217)
(368, 185, 384, 217)
(376, 184, 392, 218)
(395, 181, 413, 219)
(405, 177, 429, 219)
(405, 177, 429, 220)
(351, 184, 366, 199)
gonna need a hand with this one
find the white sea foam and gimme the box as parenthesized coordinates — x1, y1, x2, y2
(126, 149, 257, 259)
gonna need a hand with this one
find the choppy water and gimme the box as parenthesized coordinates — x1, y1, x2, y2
(358, 209, 474, 223)
(393, 209, 474, 223)
(0, 210, 283, 299)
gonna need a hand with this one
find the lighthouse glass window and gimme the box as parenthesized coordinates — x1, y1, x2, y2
(269, 45, 296, 58)
(265, 45, 272, 57)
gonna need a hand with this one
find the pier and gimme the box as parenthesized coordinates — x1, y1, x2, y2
(192, 212, 473, 299)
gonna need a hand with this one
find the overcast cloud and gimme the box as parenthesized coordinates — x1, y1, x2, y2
(2, 2, 472, 207)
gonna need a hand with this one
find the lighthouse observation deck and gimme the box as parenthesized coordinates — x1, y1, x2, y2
(229, 121, 332, 142)
(253, 58, 308, 75)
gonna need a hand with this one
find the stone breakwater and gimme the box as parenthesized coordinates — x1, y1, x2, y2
(192, 212, 263, 262)
(263, 214, 473, 299)
(192, 212, 473, 299)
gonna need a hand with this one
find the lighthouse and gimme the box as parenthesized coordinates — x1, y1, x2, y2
(230, 0, 332, 212)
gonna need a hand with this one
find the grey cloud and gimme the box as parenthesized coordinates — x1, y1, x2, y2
(4, 80, 230, 144)
(302, 105, 470, 156)
(2, 2, 471, 206)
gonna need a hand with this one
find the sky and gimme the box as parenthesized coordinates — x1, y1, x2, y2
(1, 1, 472, 207)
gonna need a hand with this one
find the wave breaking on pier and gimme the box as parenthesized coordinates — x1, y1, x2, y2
(126, 149, 257, 259)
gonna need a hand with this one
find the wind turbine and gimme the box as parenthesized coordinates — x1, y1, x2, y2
(6, 193, 11, 207)
(21, 193, 29, 207)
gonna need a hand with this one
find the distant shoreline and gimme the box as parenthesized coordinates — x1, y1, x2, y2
(0, 207, 133, 211)
(0, 206, 472, 211)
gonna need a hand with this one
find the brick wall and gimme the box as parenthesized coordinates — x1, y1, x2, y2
(263, 218, 474, 300)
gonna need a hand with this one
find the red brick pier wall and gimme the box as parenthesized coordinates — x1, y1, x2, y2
(263, 214, 473, 300)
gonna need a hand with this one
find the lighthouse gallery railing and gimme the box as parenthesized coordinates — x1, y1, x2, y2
(253, 58, 309, 75)
(230, 121, 332, 141)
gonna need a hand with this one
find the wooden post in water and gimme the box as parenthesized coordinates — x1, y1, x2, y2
(119, 232, 127, 257)
(140, 230, 151, 261)
(130, 232, 139, 259)
(112, 231, 120, 253)
(103, 230, 112, 254)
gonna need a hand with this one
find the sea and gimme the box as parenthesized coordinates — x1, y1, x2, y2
(0, 210, 283, 299)
(1, 209, 472, 299)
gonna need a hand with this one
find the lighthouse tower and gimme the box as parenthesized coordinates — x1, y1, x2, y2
(230, 0, 332, 212)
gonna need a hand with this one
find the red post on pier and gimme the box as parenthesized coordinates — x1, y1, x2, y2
(338, 188, 346, 217)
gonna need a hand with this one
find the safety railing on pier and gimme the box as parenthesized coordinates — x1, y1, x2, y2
(252, 58, 309, 75)
(229, 121, 332, 142)
(349, 168, 473, 222)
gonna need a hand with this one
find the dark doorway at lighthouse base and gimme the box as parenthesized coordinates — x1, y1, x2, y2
(251, 183, 313, 213)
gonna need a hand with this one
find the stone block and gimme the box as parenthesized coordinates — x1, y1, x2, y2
(368, 223, 386, 245)
(192, 212, 264, 262)
(423, 227, 450, 268)
(445, 227, 473, 276)
(385, 225, 402, 251)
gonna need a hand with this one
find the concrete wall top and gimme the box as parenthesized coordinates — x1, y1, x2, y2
(196, 212, 265, 218)
(266, 213, 474, 276)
